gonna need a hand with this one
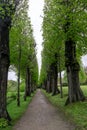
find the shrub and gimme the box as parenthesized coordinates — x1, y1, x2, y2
(7, 92, 16, 105)
(0, 118, 8, 128)
(20, 82, 25, 92)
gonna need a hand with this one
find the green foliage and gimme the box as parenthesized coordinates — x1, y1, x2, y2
(7, 80, 17, 104)
(7, 80, 17, 92)
(40, 0, 87, 86)
(0, 118, 8, 128)
(7, 92, 17, 105)
(20, 81, 25, 92)
(8, 92, 16, 99)
(79, 67, 87, 83)
(9, 0, 38, 88)
(0, 3, 15, 19)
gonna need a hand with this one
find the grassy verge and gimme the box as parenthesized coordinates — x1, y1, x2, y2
(42, 86, 87, 130)
(1, 91, 36, 130)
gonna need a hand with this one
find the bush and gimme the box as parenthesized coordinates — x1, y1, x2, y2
(0, 118, 8, 128)
(20, 82, 25, 92)
(7, 80, 17, 92)
(8, 92, 16, 99)
(7, 92, 16, 105)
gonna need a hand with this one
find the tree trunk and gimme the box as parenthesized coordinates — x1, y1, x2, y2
(52, 63, 59, 96)
(47, 73, 52, 93)
(65, 39, 85, 105)
(24, 68, 31, 100)
(59, 70, 63, 98)
(26, 68, 31, 96)
(51, 54, 60, 96)
(58, 55, 63, 98)
(44, 79, 47, 90)
(17, 44, 21, 106)
(31, 76, 34, 93)
(0, 20, 11, 120)
(49, 74, 52, 93)
(46, 74, 50, 92)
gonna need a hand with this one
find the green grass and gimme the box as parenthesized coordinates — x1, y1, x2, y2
(1, 91, 36, 130)
(42, 86, 87, 130)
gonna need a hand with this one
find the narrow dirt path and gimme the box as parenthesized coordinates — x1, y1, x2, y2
(13, 89, 75, 130)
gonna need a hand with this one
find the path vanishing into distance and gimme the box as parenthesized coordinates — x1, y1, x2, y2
(13, 89, 75, 130)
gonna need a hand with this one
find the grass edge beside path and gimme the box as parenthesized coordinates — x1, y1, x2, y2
(42, 88, 87, 130)
(2, 91, 36, 130)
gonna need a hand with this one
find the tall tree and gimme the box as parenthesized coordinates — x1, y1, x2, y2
(10, 1, 38, 101)
(64, 0, 85, 104)
(0, 0, 21, 120)
(41, 0, 86, 104)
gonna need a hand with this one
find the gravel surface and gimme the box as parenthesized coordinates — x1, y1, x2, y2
(13, 89, 75, 130)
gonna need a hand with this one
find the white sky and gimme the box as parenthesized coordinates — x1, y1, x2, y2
(8, 71, 17, 81)
(82, 55, 87, 67)
(28, 0, 44, 74)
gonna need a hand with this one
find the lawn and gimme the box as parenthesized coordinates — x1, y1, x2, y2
(42, 85, 87, 130)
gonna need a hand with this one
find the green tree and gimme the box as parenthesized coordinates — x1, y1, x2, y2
(41, 0, 86, 104)
(10, 1, 38, 102)
(0, 0, 21, 120)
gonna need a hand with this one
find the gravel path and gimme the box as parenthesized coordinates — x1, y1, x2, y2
(13, 89, 75, 130)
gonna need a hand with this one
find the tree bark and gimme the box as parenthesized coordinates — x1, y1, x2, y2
(47, 72, 52, 93)
(17, 44, 21, 106)
(26, 68, 31, 96)
(65, 39, 85, 105)
(0, 19, 11, 120)
(44, 79, 47, 90)
(52, 63, 60, 96)
(24, 68, 31, 101)
(31, 76, 34, 93)
(46, 74, 50, 92)
(51, 54, 60, 96)
(58, 55, 63, 98)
